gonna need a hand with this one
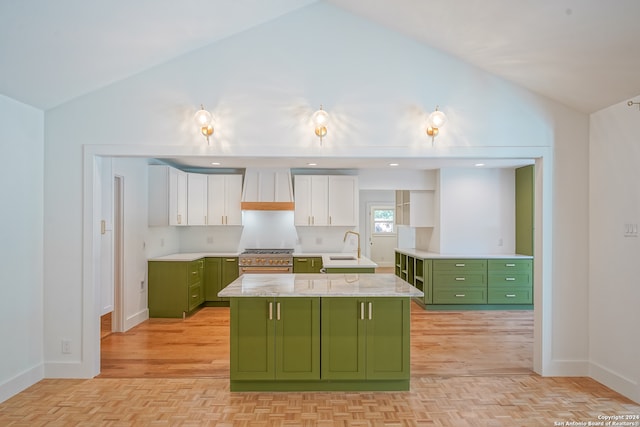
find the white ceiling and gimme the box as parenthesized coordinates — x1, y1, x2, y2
(2, 0, 639, 113)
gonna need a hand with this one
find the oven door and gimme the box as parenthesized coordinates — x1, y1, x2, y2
(239, 266, 293, 275)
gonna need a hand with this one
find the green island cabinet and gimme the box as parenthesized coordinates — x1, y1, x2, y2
(230, 297, 321, 387)
(293, 256, 323, 273)
(321, 297, 410, 383)
(148, 259, 205, 318)
(204, 257, 239, 306)
(228, 296, 412, 391)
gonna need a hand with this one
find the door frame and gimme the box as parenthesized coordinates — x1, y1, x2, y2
(366, 202, 396, 267)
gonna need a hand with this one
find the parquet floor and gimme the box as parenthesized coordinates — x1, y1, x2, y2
(1, 304, 638, 426)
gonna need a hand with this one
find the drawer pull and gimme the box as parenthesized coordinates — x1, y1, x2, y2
(298, 258, 308, 262)
(505, 263, 516, 267)
(505, 277, 516, 281)
(455, 277, 466, 281)
(455, 263, 465, 267)
(506, 294, 517, 298)
(192, 294, 198, 299)
(225, 258, 235, 262)
(455, 294, 466, 297)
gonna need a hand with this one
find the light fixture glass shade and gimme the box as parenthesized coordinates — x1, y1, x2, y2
(194, 108, 212, 126)
(312, 108, 329, 127)
(428, 109, 447, 128)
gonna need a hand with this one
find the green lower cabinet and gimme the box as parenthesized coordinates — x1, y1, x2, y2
(293, 257, 323, 273)
(230, 297, 320, 387)
(148, 259, 204, 318)
(230, 296, 410, 391)
(321, 297, 410, 383)
(204, 257, 239, 305)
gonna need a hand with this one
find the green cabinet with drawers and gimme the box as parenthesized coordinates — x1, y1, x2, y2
(487, 259, 533, 304)
(394, 251, 533, 309)
(432, 259, 487, 304)
(148, 258, 205, 318)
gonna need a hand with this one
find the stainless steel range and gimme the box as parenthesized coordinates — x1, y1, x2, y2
(238, 248, 294, 275)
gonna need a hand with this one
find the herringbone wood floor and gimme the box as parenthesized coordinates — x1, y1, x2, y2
(1, 303, 638, 426)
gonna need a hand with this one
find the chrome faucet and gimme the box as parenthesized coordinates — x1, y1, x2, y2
(343, 231, 361, 259)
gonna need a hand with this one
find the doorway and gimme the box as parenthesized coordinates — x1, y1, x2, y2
(368, 204, 396, 268)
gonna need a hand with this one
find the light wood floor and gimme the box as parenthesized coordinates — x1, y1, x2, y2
(1, 304, 638, 426)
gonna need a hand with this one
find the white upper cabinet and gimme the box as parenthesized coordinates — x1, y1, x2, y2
(294, 175, 357, 226)
(187, 173, 208, 225)
(328, 176, 358, 226)
(207, 174, 243, 225)
(149, 165, 188, 226)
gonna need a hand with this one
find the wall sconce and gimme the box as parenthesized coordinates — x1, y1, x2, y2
(194, 104, 214, 145)
(628, 100, 640, 110)
(311, 105, 329, 143)
(426, 106, 447, 143)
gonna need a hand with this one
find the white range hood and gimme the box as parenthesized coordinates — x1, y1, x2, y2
(241, 168, 294, 210)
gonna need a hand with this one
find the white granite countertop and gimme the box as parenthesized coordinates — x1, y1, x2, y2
(320, 253, 378, 269)
(394, 248, 533, 259)
(148, 252, 240, 262)
(218, 273, 423, 298)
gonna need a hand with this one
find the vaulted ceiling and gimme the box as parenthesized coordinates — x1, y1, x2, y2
(1, 0, 639, 113)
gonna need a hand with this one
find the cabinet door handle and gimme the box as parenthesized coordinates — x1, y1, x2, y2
(455, 263, 465, 267)
(311, 259, 315, 267)
(329, 216, 332, 225)
(312, 216, 315, 225)
(506, 294, 517, 298)
(269, 302, 273, 320)
(360, 302, 365, 320)
(455, 294, 466, 297)
(177, 214, 182, 224)
(505, 277, 516, 281)
(276, 302, 281, 320)
(455, 277, 465, 281)
(368, 302, 372, 320)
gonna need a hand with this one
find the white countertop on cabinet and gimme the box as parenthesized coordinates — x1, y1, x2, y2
(148, 252, 241, 262)
(218, 273, 422, 298)
(394, 248, 533, 259)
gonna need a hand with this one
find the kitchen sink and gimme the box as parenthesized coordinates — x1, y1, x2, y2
(329, 256, 357, 261)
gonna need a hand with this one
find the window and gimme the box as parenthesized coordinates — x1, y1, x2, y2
(372, 208, 395, 234)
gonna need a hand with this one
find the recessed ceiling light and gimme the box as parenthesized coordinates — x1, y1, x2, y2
(475, 163, 485, 167)
(389, 163, 399, 167)
(211, 162, 221, 166)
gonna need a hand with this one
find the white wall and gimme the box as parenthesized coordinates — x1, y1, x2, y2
(589, 97, 640, 402)
(439, 168, 515, 254)
(37, 1, 592, 400)
(0, 95, 44, 402)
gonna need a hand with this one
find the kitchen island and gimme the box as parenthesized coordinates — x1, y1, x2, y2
(218, 273, 423, 391)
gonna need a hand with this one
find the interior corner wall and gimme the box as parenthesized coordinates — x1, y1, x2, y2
(589, 98, 640, 403)
(0, 95, 45, 403)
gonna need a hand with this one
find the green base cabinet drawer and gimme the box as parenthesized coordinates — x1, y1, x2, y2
(488, 287, 532, 304)
(433, 288, 486, 304)
(433, 259, 487, 272)
(488, 272, 531, 287)
(487, 259, 532, 273)
(432, 272, 486, 287)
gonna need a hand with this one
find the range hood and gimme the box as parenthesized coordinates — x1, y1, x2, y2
(241, 168, 295, 210)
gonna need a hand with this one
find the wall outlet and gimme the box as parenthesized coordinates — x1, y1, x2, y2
(62, 340, 71, 354)
(206, 236, 214, 244)
(624, 223, 638, 238)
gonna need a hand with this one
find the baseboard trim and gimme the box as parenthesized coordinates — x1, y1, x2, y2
(0, 364, 44, 404)
(543, 359, 590, 377)
(125, 308, 149, 332)
(590, 361, 639, 404)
